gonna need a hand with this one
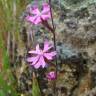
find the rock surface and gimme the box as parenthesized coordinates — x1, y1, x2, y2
(12, 1, 96, 96)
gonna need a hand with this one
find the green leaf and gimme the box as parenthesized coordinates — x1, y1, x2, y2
(32, 73, 41, 96)
(0, 30, 17, 96)
(0, 90, 6, 96)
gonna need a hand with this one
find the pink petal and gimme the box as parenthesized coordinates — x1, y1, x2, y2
(27, 56, 39, 64)
(40, 56, 46, 68)
(49, 51, 57, 56)
(34, 16, 42, 25)
(33, 58, 42, 69)
(32, 7, 40, 15)
(36, 44, 41, 53)
(44, 53, 52, 60)
(42, 3, 50, 14)
(29, 44, 41, 54)
(43, 42, 53, 52)
(26, 16, 37, 24)
(46, 71, 56, 80)
(32, 56, 46, 69)
(44, 51, 56, 60)
(28, 50, 38, 54)
(27, 57, 34, 62)
(41, 14, 51, 20)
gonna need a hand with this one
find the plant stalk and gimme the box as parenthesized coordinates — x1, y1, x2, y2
(49, 0, 58, 95)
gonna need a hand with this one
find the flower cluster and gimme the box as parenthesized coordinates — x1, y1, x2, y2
(26, 1, 57, 80)
(27, 42, 56, 69)
(26, 2, 51, 25)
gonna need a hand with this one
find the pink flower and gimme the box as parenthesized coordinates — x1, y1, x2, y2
(46, 71, 56, 80)
(26, 2, 51, 25)
(27, 42, 56, 69)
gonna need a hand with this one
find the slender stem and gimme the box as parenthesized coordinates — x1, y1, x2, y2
(49, 0, 58, 76)
(49, 0, 58, 95)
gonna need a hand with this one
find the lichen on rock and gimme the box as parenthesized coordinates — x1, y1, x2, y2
(56, 0, 96, 10)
